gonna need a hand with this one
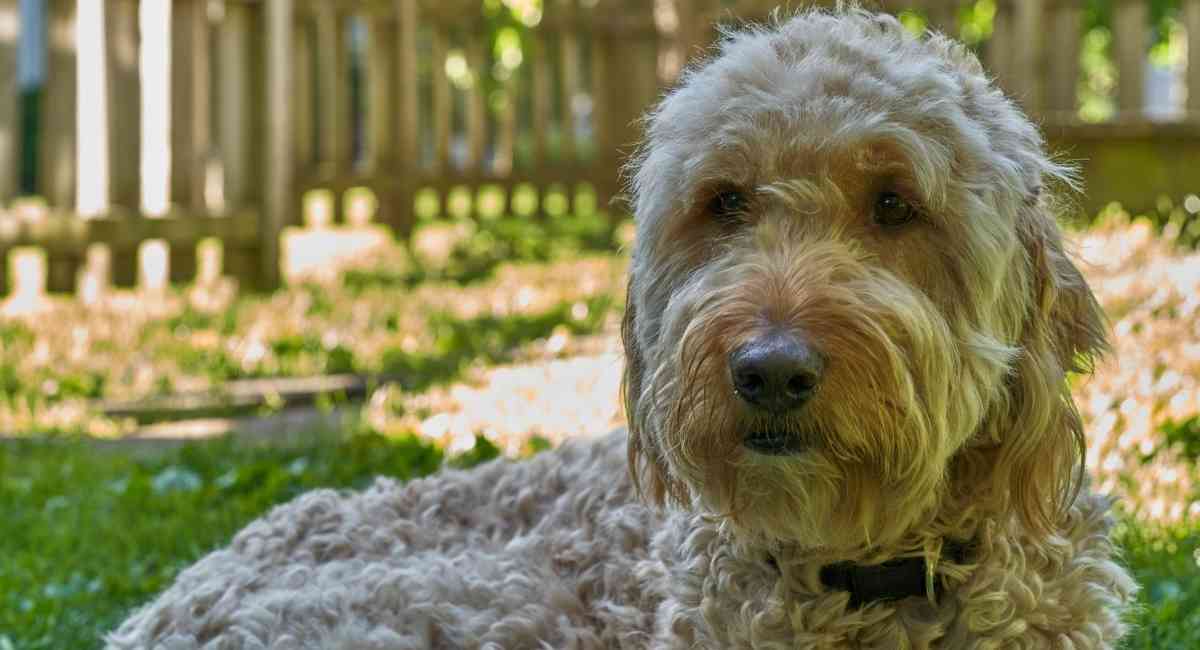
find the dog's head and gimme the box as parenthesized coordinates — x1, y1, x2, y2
(622, 10, 1105, 554)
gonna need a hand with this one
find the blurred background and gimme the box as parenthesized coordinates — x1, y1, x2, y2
(0, 1, 1198, 648)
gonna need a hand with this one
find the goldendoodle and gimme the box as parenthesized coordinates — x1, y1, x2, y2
(109, 9, 1136, 649)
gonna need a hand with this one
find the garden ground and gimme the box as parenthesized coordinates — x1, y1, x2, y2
(1, 210, 1198, 649)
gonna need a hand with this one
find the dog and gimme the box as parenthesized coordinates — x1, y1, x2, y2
(109, 9, 1136, 649)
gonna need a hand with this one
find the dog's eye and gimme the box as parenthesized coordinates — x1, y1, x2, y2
(707, 189, 749, 221)
(873, 191, 917, 227)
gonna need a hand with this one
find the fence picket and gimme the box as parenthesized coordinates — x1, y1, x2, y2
(0, 0, 1192, 298)
(41, 0, 76, 210)
(1114, 0, 1148, 116)
(0, 0, 16, 203)
(107, 0, 140, 211)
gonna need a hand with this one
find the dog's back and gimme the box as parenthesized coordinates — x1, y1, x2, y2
(106, 431, 669, 649)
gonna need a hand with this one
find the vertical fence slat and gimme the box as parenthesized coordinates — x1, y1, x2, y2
(0, 0, 17, 202)
(107, 0, 140, 211)
(593, 0, 656, 216)
(367, 10, 394, 171)
(1011, 0, 1044, 111)
(292, 10, 313, 169)
(171, 0, 211, 214)
(560, 22, 580, 166)
(392, 0, 418, 236)
(531, 29, 551, 169)
(466, 25, 486, 172)
(986, 0, 1013, 93)
(430, 23, 450, 172)
(1186, 0, 1200, 114)
(589, 15, 607, 211)
(1046, 0, 1082, 116)
(315, 3, 348, 172)
(263, 0, 294, 289)
(41, 0, 77, 210)
(1113, 0, 1148, 116)
(495, 74, 516, 177)
(219, 0, 251, 211)
(396, 0, 418, 166)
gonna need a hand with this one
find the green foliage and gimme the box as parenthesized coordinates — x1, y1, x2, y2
(1079, 26, 1117, 123)
(1115, 521, 1200, 649)
(1161, 417, 1200, 462)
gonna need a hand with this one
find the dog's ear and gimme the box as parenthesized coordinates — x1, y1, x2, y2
(978, 192, 1106, 535)
(621, 275, 673, 505)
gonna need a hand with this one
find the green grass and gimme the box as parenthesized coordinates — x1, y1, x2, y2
(0, 431, 490, 649)
(0, 434, 1196, 649)
(1115, 521, 1200, 649)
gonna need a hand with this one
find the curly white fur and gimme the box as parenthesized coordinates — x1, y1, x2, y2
(109, 9, 1136, 649)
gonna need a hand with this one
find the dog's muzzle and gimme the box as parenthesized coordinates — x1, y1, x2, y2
(730, 330, 824, 455)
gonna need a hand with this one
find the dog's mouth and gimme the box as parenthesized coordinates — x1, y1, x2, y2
(743, 430, 807, 456)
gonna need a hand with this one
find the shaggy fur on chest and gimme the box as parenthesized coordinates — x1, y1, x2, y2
(107, 430, 1134, 649)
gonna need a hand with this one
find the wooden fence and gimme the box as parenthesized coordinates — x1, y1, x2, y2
(0, 0, 1197, 297)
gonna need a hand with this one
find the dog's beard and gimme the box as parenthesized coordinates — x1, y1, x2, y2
(638, 229, 1000, 553)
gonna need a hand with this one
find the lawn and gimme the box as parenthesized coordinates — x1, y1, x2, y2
(1, 208, 1198, 649)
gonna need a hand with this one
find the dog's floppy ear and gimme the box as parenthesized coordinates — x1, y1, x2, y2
(983, 190, 1107, 535)
(1021, 200, 1108, 372)
(621, 275, 672, 505)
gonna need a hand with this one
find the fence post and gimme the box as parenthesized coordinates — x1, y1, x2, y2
(391, 0, 418, 238)
(1112, 0, 1148, 117)
(560, 6, 581, 168)
(314, 2, 348, 175)
(366, 8, 393, 172)
(986, 0, 1013, 92)
(531, 22, 551, 174)
(293, 8, 314, 172)
(1013, 0, 1045, 111)
(219, 0, 251, 212)
(1185, 0, 1200, 115)
(0, 0, 17, 203)
(106, 0, 139, 211)
(593, 0, 657, 217)
(466, 20, 486, 175)
(171, 0, 211, 214)
(262, 0, 294, 289)
(41, 0, 76, 210)
(1045, 0, 1082, 118)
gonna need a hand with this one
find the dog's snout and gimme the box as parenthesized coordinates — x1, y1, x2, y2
(729, 331, 824, 412)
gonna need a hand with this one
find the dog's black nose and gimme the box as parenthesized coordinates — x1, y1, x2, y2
(729, 331, 823, 412)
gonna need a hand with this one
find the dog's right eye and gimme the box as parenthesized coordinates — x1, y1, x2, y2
(707, 190, 749, 221)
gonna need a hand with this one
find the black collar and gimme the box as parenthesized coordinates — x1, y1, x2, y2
(772, 541, 970, 609)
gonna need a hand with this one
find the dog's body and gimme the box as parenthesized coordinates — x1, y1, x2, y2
(109, 430, 1129, 649)
(111, 9, 1136, 648)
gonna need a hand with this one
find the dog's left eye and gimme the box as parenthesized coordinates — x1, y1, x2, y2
(873, 191, 918, 227)
(707, 189, 749, 221)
